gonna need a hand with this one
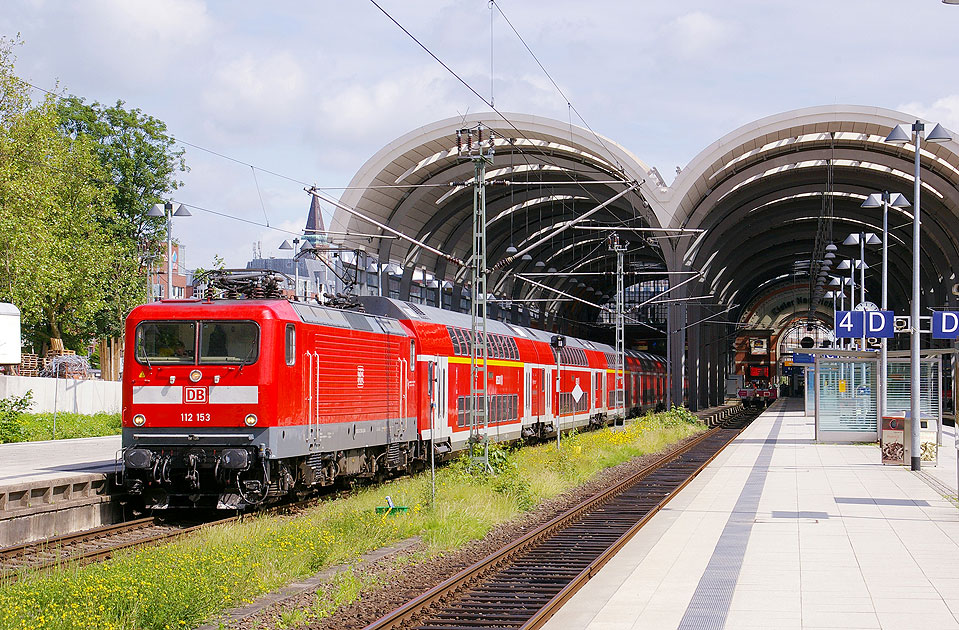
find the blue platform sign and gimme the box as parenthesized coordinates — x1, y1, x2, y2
(835, 311, 864, 338)
(865, 310, 894, 338)
(793, 353, 815, 364)
(933, 311, 959, 339)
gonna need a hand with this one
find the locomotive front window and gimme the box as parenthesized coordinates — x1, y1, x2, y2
(199, 321, 259, 365)
(136, 322, 196, 365)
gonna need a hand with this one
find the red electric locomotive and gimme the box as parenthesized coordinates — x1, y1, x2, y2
(120, 286, 669, 509)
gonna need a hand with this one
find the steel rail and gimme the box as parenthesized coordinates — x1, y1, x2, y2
(364, 407, 756, 630)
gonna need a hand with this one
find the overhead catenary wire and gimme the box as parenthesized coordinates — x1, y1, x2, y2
(489, 0, 626, 174)
(17, 37, 658, 311)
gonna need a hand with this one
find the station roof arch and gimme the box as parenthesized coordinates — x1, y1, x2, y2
(665, 105, 959, 324)
(330, 105, 959, 337)
(329, 112, 665, 333)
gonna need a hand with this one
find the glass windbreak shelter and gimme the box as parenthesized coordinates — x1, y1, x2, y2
(812, 350, 879, 442)
(884, 351, 944, 449)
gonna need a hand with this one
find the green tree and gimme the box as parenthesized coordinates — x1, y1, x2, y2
(56, 96, 187, 247)
(56, 96, 189, 334)
(0, 37, 129, 349)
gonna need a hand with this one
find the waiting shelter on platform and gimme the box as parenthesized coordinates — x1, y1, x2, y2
(807, 348, 949, 460)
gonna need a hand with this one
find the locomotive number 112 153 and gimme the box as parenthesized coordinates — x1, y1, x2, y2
(180, 413, 212, 422)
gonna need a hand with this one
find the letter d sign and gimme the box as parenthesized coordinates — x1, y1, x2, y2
(933, 311, 959, 339)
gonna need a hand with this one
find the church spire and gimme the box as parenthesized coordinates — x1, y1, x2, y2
(304, 195, 327, 245)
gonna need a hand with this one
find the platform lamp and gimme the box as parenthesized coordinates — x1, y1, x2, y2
(147, 203, 192, 299)
(843, 232, 881, 354)
(861, 192, 912, 419)
(298, 240, 315, 298)
(828, 276, 853, 348)
(279, 238, 301, 297)
(885, 120, 952, 470)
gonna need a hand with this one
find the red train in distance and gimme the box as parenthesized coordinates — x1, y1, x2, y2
(120, 294, 669, 509)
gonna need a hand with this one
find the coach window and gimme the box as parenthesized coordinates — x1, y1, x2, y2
(410, 340, 415, 369)
(285, 324, 296, 366)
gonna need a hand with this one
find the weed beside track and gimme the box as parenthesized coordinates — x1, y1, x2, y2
(0, 409, 704, 630)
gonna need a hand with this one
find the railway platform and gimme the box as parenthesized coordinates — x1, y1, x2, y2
(0, 436, 122, 546)
(543, 397, 959, 630)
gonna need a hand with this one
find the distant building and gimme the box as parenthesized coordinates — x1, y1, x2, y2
(247, 196, 336, 300)
(149, 243, 193, 299)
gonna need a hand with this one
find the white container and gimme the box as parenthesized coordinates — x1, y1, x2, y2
(0, 303, 21, 365)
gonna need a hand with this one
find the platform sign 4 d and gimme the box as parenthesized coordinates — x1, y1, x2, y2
(835, 310, 894, 338)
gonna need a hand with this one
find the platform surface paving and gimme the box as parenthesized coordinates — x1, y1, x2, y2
(543, 397, 959, 630)
(0, 435, 120, 487)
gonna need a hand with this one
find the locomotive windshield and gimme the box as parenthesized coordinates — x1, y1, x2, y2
(135, 320, 259, 365)
(135, 322, 196, 365)
(198, 321, 259, 365)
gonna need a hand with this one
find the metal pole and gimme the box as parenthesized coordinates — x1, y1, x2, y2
(860, 236, 867, 387)
(860, 236, 866, 350)
(166, 205, 173, 299)
(459, 125, 492, 472)
(616, 243, 626, 424)
(556, 350, 561, 450)
(881, 193, 889, 421)
(293, 239, 300, 299)
(849, 260, 856, 350)
(666, 305, 672, 409)
(429, 362, 436, 506)
(911, 122, 923, 471)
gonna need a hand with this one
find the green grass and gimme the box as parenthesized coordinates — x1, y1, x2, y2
(0, 408, 704, 630)
(10, 412, 121, 442)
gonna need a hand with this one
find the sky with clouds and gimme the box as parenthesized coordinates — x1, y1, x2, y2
(3, 0, 959, 270)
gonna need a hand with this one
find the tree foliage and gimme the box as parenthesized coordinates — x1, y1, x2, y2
(0, 37, 188, 350)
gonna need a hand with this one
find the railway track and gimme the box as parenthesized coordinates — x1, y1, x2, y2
(0, 515, 227, 579)
(0, 498, 321, 581)
(365, 406, 762, 630)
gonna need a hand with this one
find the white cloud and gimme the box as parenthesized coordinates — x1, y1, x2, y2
(897, 96, 959, 136)
(666, 11, 731, 59)
(6, 0, 959, 270)
(201, 51, 308, 136)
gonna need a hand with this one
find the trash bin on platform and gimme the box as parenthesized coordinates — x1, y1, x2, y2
(902, 413, 939, 466)
(881, 416, 905, 465)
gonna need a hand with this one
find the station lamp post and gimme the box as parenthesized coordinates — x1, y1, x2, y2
(885, 120, 953, 470)
(861, 192, 911, 419)
(843, 232, 881, 352)
(279, 238, 301, 297)
(836, 258, 863, 345)
(828, 275, 854, 348)
(147, 202, 192, 299)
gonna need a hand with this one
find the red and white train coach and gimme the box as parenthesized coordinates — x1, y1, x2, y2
(121, 295, 668, 509)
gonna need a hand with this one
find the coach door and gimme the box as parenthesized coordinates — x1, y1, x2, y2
(523, 365, 532, 421)
(431, 357, 448, 440)
(391, 338, 414, 444)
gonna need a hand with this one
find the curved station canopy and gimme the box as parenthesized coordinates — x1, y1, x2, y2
(328, 106, 959, 408)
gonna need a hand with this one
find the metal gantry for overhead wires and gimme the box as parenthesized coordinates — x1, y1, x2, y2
(608, 232, 627, 426)
(457, 124, 495, 472)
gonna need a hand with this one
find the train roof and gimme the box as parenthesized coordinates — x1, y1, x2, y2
(132, 296, 664, 365)
(356, 296, 664, 365)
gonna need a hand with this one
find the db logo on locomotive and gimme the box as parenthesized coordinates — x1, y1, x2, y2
(183, 387, 208, 404)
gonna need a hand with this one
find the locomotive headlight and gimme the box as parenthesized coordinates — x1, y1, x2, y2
(244, 414, 258, 427)
(189, 369, 202, 383)
(132, 414, 146, 427)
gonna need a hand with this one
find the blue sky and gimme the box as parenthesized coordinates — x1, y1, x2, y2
(4, 0, 959, 269)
